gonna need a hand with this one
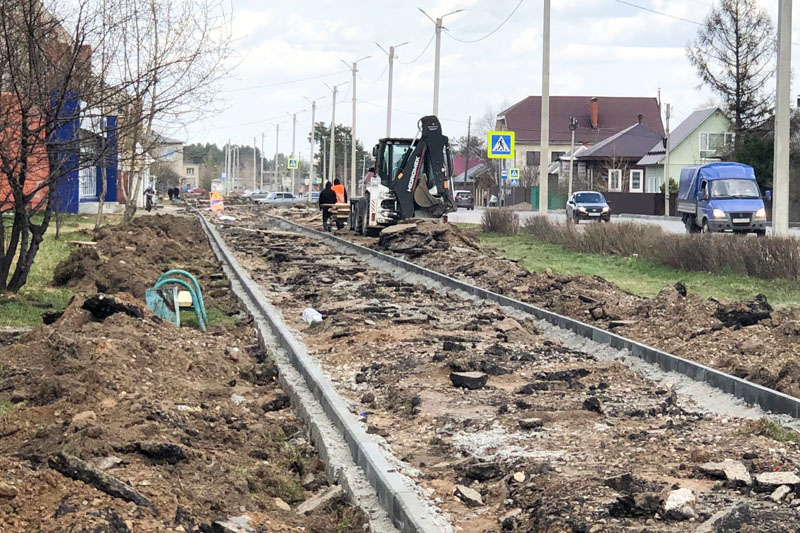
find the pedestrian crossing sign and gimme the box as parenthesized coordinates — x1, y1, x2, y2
(509, 168, 520, 187)
(287, 158, 299, 170)
(487, 130, 515, 159)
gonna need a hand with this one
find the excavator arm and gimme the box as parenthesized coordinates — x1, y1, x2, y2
(392, 115, 456, 219)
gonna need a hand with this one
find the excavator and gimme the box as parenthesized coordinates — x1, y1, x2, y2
(348, 115, 457, 235)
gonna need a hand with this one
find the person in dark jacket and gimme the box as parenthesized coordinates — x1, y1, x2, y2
(318, 181, 337, 231)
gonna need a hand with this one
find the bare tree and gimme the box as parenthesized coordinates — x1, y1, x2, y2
(687, 0, 775, 154)
(110, 0, 233, 224)
(0, 0, 123, 292)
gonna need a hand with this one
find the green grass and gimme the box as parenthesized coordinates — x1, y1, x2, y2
(744, 418, 800, 443)
(0, 223, 92, 327)
(180, 308, 237, 330)
(0, 400, 15, 418)
(481, 234, 800, 308)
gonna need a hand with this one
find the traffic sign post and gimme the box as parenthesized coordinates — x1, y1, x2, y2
(487, 130, 515, 159)
(287, 158, 299, 170)
(509, 168, 519, 187)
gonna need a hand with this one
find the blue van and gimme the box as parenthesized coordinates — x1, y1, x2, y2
(677, 162, 767, 236)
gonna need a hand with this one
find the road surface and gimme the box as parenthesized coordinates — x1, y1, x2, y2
(448, 208, 798, 236)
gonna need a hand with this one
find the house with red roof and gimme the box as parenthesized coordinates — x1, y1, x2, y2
(496, 96, 664, 192)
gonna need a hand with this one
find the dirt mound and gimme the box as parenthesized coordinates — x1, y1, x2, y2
(0, 215, 366, 532)
(377, 219, 481, 258)
(507, 201, 533, 211)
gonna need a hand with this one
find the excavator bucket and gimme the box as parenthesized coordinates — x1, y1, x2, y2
(392, 116, 456, 219)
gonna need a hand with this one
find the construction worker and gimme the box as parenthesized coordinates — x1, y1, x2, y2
(332, 178, 347, 204)
(144, 184, 156, 212)
(318, 181, 337, 231)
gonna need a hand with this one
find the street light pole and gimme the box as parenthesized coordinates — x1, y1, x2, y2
(304, 96, 324, 193)
(568, 117, 577, 198)
(260, 132, 265, 191)
(273, 123, 280, 191)
(341, 56, 371, 197)
(253, 136, 257, 191)
(663, 103, 671, 216)
(325, 81, 348, 184)
(538, 0, 551, 216)
(774, 0, 792, 236)
(376, 42, 408, 137)
(420, 8, 463, 116)
(287, 111, 298, 195)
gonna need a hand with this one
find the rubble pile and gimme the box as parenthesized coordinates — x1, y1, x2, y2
(0, 215, 366, 532)
(220, 220, 800, 531)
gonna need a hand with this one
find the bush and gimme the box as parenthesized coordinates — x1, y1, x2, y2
(520, 216, 800, 281)
(481, 208, 519, 235)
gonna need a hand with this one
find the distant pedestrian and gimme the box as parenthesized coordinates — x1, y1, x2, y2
(144, 184, 156, 212)
(318, 181, 337, 231)
(167, 188, 175, 202)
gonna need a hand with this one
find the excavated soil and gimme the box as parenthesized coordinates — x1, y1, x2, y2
(0, 214, 366, 532)
(211, 215, 800, 532)
(250, 204, 800, 400)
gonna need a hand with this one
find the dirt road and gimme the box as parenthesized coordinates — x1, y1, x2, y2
(210, 207, 800, 532)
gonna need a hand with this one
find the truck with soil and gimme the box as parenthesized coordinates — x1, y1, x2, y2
(677, 162, 767, 235)
(348, 115, 457, 235)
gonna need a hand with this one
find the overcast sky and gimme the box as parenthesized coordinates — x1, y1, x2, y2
(185, 0, 798, 157)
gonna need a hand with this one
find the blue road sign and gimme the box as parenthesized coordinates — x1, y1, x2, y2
(501, 169, 508, 180)
(509, 168, 520, 179)
(510, 177, 519, 187)
(221, 173, 227, 181)
(487, 130, 515, 159)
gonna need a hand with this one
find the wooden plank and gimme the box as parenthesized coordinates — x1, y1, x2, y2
(67, 241, 97, 247)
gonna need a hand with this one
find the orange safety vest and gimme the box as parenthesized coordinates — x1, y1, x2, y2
(331, 184, 346, 203)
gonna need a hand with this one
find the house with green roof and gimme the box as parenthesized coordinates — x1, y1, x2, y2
(638, 107, 733, 193)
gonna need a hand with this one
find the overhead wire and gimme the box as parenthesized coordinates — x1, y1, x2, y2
(396, 31, 436, 64)
(443, 0, 525, 43)
(221, 70, 350, 94)
(358, 63, 389, 85)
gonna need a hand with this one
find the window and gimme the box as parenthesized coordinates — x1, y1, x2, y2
(629, 169, 643, 193)
(551, 151, 565, 163)
(526, 150, 540, 166)
(608, 169, 622, 192)
(700, 132, 734, 158)
(186, 167, 195, 175)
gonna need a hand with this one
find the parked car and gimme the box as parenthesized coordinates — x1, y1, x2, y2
(309, 191, 320, 202)
(187, 187, 207, 195)
(566, 191, 610, 223)
(255, 192, 299, 205)
(677, 162, 766, 235)
(454, 190, 475, 210)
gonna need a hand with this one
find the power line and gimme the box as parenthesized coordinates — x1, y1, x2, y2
(357, 99, 469, 124)
(610, 0, 701, 25)
(397, 31, 436, 64)
(358, 63, 388, 85)
(222, 70, 350, 94)
(444, 0, 525, 43)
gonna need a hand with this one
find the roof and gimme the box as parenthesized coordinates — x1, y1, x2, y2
(154, 134, 183, 145)
(638, 107, 720, 166)
(498, 96, 664, 145)
(547, 144, 589, 174)
(452, 154, 486, 176)
(576, 123, 663, 160)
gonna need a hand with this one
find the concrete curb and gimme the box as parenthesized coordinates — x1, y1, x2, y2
(267, 215, 800, 420)
(196, 212, 444, 533)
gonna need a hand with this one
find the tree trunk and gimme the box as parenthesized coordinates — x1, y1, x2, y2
(95, 165, 107, 230)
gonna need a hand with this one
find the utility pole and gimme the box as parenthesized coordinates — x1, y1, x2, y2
(341, 56, 370, 196)
(321, 139, 327, 184)
(420, 8, 463, 116)
(343, 136, 348, 189)
(273, 123, 280, 191)
(462, 116, 471, 188)
(663, 104, 671, 216)
(287, 111, 298, 195)
(304, 96, 322, 193)
(376, 42, 408, 137)
(260, 132, 265, 191)
(539, 0, 551, 215)
(325, 81, 348, 184)
(774, 0, 792, 236)
(568, 116, 577, 198)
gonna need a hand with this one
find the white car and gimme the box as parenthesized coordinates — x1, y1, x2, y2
(255, 192, 299, 205)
